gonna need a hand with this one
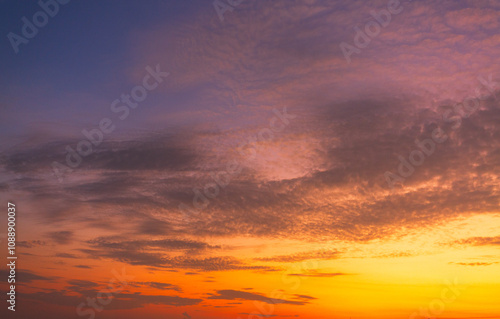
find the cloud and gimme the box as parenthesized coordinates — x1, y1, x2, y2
(134, 281, 182, 292)
(46, 231, 74, 245)
(5, 92, 500, 244)
(80, 248, 165, 266)
(80, 245, 277, 271)
(2, 5, 500, 310)
(0, 136, 199, 174)
(22, 290, 202, 309)
(17, 240, 46, 248)
(449, 262, 499, 266)
(288, 272, 349, 278)
(0, 270, 55, 283)
(207, 290, 309, 305)
(293, 294, 318, 300)
(356, 251, 416, 259)
(55, 252, 78, 258)
(445, 8, 500, 31)
(453, 236, 500, 247)
(255, 250, 340, 263)
(84, 236, 233, 269)
(74, 265, 92, 269)
(164, 256, 277, 272)
(67, 279, 99, 289)
(238, 315, 299, 318)
(87, 237, 221, 251)
(238, 314, 277, 318)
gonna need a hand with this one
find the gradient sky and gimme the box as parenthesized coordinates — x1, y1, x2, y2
(1, 1, 500, 319)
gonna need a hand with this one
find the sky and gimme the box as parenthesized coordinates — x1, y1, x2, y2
(0, 0, 500, 318)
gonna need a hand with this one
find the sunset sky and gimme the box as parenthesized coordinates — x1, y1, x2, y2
(1, 0, 500, 318)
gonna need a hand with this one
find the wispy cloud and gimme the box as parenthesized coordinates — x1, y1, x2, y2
(207, 290, 310, 305)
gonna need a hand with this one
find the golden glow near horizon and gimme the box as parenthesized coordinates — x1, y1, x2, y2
(13, 211, 500, 318)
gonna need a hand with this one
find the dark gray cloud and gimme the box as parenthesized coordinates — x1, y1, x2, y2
(0, 135, 199, 174)
(0, 140, 71, 174)
(134, 281, 182, 292)
(207, 290, 309, 305)
(21, 290, 202, 310)
(177, 95, 500, 241)
(0, 269, 55, 283)
(55, 252, 78, 258)
(163, 256, 277, 272)
(136, 216, 175, 235)
(80, 243, 276, 271)
(17, 240, 46, 248)
(67, 279, 99, 289)
(238, 314, 299, 318)
(47, 231, 74, 245)
(5, 95, 500, 244)
(87, 237, 221, 251)
(79, 248, 165, 266)
(67, 172, 143, 197)
(92, 142, 197, 171)
(293, 294, 317, 300)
